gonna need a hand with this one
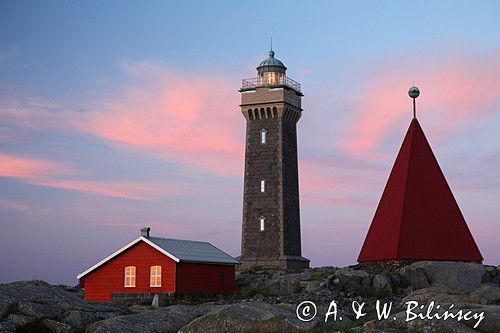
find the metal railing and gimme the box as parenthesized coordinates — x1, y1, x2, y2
(241, 76, 301, 92)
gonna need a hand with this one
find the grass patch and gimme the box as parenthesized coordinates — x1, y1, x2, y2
(309, 272, 329, 281)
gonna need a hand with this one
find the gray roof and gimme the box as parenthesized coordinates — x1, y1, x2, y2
(148, 237, 240, 265)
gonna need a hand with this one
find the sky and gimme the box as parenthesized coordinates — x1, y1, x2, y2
(0, 1, 499, 285)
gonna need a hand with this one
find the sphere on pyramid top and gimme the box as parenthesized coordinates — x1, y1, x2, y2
(409, 86, 420, 99)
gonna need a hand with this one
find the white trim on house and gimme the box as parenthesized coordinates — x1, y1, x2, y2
(141, 237, 180, 263)
(76, 236, 180, 280)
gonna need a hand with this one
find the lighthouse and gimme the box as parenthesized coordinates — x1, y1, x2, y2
(358, 87, 483, 263)
(239, 49, 309, 270)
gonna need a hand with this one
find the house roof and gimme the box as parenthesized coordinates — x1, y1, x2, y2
(77, 236, 239, 279)
(358, 118, 483, 263)
(148, 236, 240, 265)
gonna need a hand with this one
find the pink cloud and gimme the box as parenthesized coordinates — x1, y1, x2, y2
(302, 194, 373, 207)
(0, 153, 171, 200)
(0, 153, 73, 179)
(341, 49, 500, 155)
(0, 197, 32, 212)
(83, 61, 244, 177)
(27, 180, 171, 201)
(298, 156, 384, 207)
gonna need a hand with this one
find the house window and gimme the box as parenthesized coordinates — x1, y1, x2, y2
(220, 270, 226, 282)
(260, 180, 265, 192)
(260, 218, 265, 231)
(150, 265, 162, 287)
(261, 130, 266, 144)
(124, 266, 136, 287)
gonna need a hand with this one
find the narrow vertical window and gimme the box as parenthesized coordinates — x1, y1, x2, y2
(260, 218, 265, 231)
(260, 180, 265, 193)
(220, 270, 226, 282)
(124, 266, 136, 287)
(261, 130, 266, 144)
(150, 265, 161, 287)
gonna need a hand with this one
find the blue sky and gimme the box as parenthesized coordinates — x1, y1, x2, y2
(1, 1, 499, 284)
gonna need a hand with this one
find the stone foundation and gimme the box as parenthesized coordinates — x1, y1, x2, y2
(110, 292, 173, 307)
(240, 255, 309, 271)
(357, 259, 483, 273)
(357, 260, 417, 272)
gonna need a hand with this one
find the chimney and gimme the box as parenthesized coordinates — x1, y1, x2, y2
(140, 227, 151, 238)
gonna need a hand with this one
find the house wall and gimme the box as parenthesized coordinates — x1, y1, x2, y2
(176, 263, 235, 294)
(81, 241, 176, 301)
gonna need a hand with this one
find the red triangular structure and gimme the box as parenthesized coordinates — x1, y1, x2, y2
(358, 118, 483, 262)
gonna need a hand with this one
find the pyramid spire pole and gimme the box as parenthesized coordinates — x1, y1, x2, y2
(408, 86, 420, 119)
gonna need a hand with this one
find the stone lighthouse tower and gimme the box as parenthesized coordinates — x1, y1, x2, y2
(239, 49, 309, 270)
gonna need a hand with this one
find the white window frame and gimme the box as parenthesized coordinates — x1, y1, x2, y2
(150, 265, 162, 287)
(260, 130, 267, 144)
(124, 266, 136, 288)
(260, 180, 265, 193)
(260, 217, 265, 231)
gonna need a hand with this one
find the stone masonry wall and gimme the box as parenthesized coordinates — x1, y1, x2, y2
(241, 115, 281, 260)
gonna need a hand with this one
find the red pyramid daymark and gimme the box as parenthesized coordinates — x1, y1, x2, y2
(358, 118, 483, 262)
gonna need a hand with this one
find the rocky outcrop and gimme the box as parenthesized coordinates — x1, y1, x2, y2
(1, 262, 499, 332)
(179, 301, 323, 333)
(0, 281, 126, 332)
(399, 261, 486, 292)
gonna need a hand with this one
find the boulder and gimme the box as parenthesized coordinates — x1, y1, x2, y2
(59, 309, 120, 332)
(361, 276, 372, 288)
(326, 268, 369, 291)
(401, 287, 468, 305)
(42, 319, 72, 333)
(399, 264, 430, 289)
(469, 283, 500, 305)
(299, 280, 322, 293)
(0, 314, 32, 332)
(460, 304, 500, 333)
(372, 274, 392, 292)
(0, 281, 125, 332)
(400, 261, 486, 292)
(402, 284, 499, 306)
(86, 304, 210, 333)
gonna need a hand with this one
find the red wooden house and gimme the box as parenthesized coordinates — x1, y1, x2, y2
(77, 227, 239, 301)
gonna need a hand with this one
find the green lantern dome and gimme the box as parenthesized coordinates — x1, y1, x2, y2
(257, 50, 287, 75)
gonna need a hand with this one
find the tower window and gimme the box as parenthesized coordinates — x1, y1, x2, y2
(261, 130, 267, 144)
(260, 180, 265, 192)
(220, 270, 226, 282)
(260, 218, 265, 231)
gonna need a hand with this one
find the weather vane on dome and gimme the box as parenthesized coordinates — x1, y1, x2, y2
(408, 85, 420, 119)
